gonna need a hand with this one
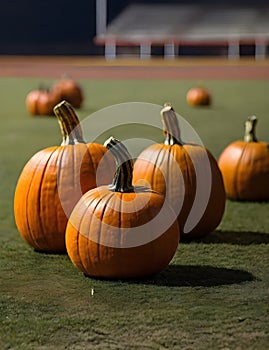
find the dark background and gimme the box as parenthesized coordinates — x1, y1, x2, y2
(0, 0, 267, 55)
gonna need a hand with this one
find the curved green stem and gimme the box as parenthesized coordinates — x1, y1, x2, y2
(244, 115, 258, 142)
(53, 100, 85, 145)
(161, 103, 183, 146)
(104, 137, 134, 193)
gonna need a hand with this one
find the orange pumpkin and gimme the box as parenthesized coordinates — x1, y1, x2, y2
(66, 137, 180, 279)
(218, 115, 269, 201)
(25, 88, 61, 116)
(186, 87, 211, 106)
(14, 101, 115, 252)
(133, 104, 225, 240)
(52, 76, 84, 108)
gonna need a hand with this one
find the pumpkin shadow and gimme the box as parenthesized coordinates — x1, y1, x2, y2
(131, 264, 255, 287)
(192, 230, 269, 245)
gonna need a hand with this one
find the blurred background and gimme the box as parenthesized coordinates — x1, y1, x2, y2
(0, 0, 268, 59)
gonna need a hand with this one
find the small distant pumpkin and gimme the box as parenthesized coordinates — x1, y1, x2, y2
(218, 115, 269, 201)
(186, 87, 211, 106)
(52, 76, 84, 108)
(25, 88, 61, 116)
(66, 137, 180, 279)
(14, 101, 115, 252)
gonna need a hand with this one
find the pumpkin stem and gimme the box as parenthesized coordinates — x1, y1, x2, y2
(38, 84, 50, 93)
(244, 115, 258, 142)
(104, 137, 134, 193)
(53, 100, 85, 145)
(161, 103, 184, 146)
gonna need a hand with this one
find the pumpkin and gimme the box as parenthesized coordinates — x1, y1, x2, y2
(14, 100, 115, 252)
(65, 137, 180, 279)
(218, 115, 269, 201)
(25, 88, 61, 116)
(52, 76, 84, 108)
(132, 104, 226, 240)
(186, 87, 211, 106)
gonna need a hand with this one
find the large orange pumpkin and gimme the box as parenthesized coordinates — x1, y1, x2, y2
(25, 88, 61, 116)
(218, 115, 269, 201)
(14, 101, 115, 252)
(133, 104, 226, 240)
(66, 137, 180, 279)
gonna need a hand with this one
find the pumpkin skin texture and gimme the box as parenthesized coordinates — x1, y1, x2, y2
(14, 101, 115, 253)
(25, 89, 61, 116)
(133, 104, 225, 240)
(218, 116, 269, 201)
(66, 137, 180, 279)
(52, 77, 84, 108)
(186, 87, 211, 106)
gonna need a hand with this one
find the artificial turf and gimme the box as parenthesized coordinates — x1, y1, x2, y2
(0, 77, 268, 349)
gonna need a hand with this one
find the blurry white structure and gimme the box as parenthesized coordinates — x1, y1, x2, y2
(96, 0, 107, 36)
(95, 2, 269, 60)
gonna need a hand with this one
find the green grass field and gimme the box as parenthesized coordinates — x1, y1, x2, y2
(1, 76, 269, 349)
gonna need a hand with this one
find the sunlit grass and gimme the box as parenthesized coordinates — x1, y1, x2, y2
(0, 77, 269, 349)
